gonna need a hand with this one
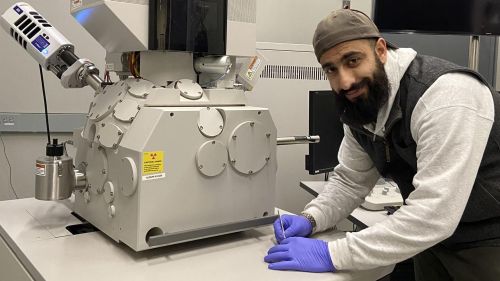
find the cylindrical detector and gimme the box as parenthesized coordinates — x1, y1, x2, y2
(194, 56, 232, 74)
(35, 155, 75, 200)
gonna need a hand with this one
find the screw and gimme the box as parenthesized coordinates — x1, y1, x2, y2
(102, 169, 107, 174)
(137, 106, 141, 110)
(219, 125, 223, 129)
(200, 126, 204, 130)
(97, 135, 101, 139)
(212, 141, 215, 144)
(199, 165, 203, 169)
(231, 159, 236, 163)
(130, 117, 134, 121)
(232, 135, 237, 140)
(266, 133, 271, 138)
(101, 123, 105, 127)
(250, 122, 255, 127)
(117, 131, 123, 136)
(248, 170, 253, 174)
(265, 157, 270, 161)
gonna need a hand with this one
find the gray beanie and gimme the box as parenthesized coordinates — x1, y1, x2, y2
(312, 9, 392, 61)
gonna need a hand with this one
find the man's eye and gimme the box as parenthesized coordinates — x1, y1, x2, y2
(348, 57, 360, 66)
(324, 67, 336, 74)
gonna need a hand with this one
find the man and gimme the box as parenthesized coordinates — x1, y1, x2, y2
(264, 8, 500, 281)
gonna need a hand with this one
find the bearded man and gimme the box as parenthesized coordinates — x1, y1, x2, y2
(264, 8, 500, 281)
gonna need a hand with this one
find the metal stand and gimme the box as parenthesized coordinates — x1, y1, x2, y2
(468, 35, 480, 71)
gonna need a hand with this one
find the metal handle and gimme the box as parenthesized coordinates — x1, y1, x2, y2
(277, 136, 320, 146)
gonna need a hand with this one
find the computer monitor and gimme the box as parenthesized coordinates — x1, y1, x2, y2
(305, 90, 344, 175)
(373, 0, 500, 35)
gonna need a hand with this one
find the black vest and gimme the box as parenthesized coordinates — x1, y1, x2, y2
(345, 55, 500, 248)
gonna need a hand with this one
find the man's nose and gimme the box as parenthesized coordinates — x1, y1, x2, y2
(337, 69, 355, 92)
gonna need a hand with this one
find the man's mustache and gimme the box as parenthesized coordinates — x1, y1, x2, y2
(338, 78, 370, 97)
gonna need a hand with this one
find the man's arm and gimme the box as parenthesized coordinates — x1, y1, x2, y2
(327, 73, 494, 270)
(304, 124, 381, 232)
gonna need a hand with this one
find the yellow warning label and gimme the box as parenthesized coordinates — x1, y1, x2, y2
(142, 151, 164, 175)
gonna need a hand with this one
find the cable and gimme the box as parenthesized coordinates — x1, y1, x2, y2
(38, 65, 51, 144)
(0, 133, 18, 199)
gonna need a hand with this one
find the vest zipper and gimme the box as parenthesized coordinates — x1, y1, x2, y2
(384, 140, 391, 163)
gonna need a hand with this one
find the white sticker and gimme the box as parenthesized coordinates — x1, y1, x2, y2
(245, 56, 262, 81)
(142, 173, 165, 181)
(36, 163, 45, 176)
(71, 0, 83, 9)
(105, 63, 115, 71)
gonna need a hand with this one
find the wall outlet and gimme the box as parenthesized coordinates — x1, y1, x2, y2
(1, 115, 15, 126)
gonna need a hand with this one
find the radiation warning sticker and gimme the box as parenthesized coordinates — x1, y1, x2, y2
(142, 151, 165, 181)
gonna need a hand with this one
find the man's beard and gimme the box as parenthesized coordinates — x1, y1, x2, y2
(334, 58, 390, 127)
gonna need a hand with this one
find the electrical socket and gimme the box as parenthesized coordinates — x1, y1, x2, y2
(1, 115, 15, 126)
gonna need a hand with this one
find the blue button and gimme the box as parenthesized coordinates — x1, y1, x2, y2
(13, 6, 23, 14)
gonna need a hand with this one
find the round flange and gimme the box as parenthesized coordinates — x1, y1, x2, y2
(127, 79, 155, 98)
(103, 181, 115, 204)
(88, 83, 125, 122)
(197, 107, 224, 137)
(113, 99, 140, 122)
(108, 205, 116, 218)
(96, 122, 123, 149)
(196, 140, 228, 177)
(228, 121, 272, 175)
(119, 157, 138, 197)
(175, 79, 203, 100)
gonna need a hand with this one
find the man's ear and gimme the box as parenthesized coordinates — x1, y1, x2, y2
(375, 38, 388, 64)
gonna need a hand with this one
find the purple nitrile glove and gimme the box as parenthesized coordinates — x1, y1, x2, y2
(264, 237, 336, 273)
(273, 214, 312, 243)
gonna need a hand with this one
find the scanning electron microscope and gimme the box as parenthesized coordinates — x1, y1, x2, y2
(1, 1, 320, 252)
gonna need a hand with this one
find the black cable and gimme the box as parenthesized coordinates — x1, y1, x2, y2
(0, 133, 18, 199)
(38, 65, 51, 144)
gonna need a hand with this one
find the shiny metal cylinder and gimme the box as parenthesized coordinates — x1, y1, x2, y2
(35, 156, 75, 200)
(277, 135, 320, 145)
(86, 73, 104, 91)
(468, 35, 480, 71)
(74, 170, 87, 190)
(194, 56, 232, 74)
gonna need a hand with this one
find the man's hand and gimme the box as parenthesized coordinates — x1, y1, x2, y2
(273, 214, 312, 243)
(264, 237, 335, 273)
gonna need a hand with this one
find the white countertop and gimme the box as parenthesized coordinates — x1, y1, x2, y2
(0, 198, 394, 281)
(300, 181, 390, 228)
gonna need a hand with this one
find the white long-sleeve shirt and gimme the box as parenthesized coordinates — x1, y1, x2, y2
(304, 48, 494, 270)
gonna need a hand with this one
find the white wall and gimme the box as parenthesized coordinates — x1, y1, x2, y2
(256, 0, 372, 44)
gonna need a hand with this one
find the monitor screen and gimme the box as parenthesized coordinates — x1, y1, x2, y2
(373, 0, 500, 35)
(306, 90, 344, 175)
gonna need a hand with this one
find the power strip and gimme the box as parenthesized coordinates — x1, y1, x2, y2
(361, 179, 404, 211)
